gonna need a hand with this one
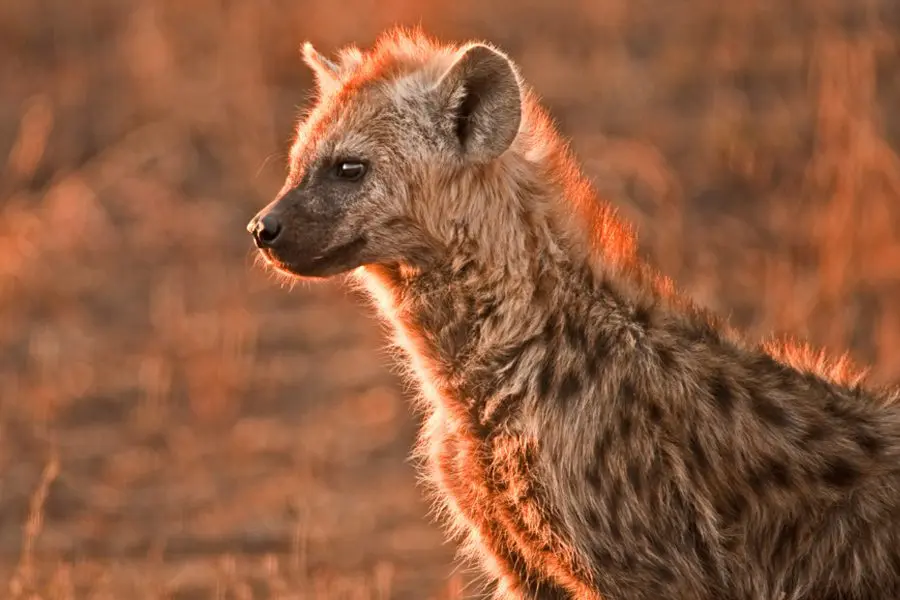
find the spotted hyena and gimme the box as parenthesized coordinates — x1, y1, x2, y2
(247, 28, 900, 600)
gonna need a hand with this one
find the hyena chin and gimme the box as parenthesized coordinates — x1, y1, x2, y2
(249, 27, 900, 600)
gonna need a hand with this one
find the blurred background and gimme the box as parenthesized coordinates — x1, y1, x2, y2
(0, 0, 898, 598)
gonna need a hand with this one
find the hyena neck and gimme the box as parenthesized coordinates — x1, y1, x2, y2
(357, 147, 644, 426)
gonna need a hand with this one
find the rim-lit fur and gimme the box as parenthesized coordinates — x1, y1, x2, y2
(256, 27, 900, 600)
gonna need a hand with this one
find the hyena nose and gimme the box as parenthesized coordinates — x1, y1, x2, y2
(248, 213, 283, 248)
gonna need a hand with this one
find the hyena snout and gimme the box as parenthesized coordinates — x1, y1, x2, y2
(247, 189, 369, 279)
(247, 212, 283, 248)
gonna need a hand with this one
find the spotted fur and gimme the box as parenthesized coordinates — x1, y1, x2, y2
(250, 27, 900, 600)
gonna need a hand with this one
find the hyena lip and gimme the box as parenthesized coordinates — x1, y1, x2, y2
(260, 236, 368, 278)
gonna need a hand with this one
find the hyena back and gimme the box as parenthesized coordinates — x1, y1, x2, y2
(247, 28, 900, 600)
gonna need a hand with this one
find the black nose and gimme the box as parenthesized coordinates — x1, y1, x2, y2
(249, 213, 282, 248)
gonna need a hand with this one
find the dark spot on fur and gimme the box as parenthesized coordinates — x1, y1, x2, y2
(648, 454, 664, 481)
(608, 518, 622, 542)
(647, 401, 663, 423)
(750, 389, 792, 428)
(596, 276, 618, 300)
(684, 319, 721, 345)
(633, 304, 653, 329)
(620, 414, 634, 439)
(621, 380, 637, 401)
(541, 315, 556, 338)
(562, 314, 583, 349)
(689, 434, 710, 472)
(836, 546, 856, 576)
(822, 457, 861, 488)
(654, 563, 676, 582)
(717, 493, 748, 525)
(591, 548, 614, 568)
(752, 353, 786, 375)
(766, 457, 792, 488)
(748, 468, 766, 495)
(824, 394, 867, 426)
(650, 534, 669, 557)
(709, 372, 735, 416)
(476, 298, 499, 323)
(656, 344, 676, 370)
(802, 421, 831, 445)
(587, 468, 603, 490)
(558, 370, 582, 403)
(593, 431, 612, 464)
(854, 427, 884, 458)
(537, 360, 555, 398)
(627, 463, 643, 495)
(587, 330, 612, 374)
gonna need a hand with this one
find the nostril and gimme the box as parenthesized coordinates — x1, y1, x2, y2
(254, 214, 282, 246)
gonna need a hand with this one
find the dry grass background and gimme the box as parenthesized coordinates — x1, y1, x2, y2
(0, 0, 898, 598)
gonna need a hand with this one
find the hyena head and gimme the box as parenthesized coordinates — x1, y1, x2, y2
(247, 30, 524, 278)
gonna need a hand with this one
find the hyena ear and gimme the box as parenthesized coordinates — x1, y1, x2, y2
(434, 44, 523, 163)
(302, 42, 340, 92)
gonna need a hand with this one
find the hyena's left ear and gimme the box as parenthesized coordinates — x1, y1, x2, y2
(434, 43, 523, 164)
(302, 42, 340, 92)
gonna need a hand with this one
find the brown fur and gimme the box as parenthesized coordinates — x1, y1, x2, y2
(249, 27, 900, 600)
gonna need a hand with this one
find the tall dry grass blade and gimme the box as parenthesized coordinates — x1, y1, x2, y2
(7, 452, 60, 598)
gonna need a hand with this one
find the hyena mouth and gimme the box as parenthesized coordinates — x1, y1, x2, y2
(267, 235, 368, 278)
(309, 236, 368, 271)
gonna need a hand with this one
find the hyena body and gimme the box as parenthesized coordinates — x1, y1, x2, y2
(248, 29, 900, 599)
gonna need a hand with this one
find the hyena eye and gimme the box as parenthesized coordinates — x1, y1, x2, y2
(333, 160, 368, 182)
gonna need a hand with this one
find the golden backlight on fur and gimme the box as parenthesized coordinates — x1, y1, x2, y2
(245, 27, 900, 600)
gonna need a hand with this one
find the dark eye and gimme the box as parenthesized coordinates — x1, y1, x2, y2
(333, 160, 367, 181)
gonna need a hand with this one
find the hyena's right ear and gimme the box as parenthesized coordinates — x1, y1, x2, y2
(302, 42, 340, 93)
(433, 43, 523, 164)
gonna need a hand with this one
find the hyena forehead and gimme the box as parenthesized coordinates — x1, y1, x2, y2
(291, 81, 445, 173)
(288, 90, 391, 171)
